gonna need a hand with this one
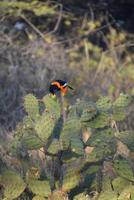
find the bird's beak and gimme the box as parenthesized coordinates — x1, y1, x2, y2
(68, 85, 74, 90)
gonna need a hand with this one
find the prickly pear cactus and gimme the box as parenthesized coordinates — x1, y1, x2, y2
(77, 101, 97, 121)
(24, 94, 40, 121)
(70, 136, 84, 156)
(116, 130, 134, 151)
(113, 159, 134, 181)
(0, 93, 133, 200)
(49, 190, 68, 200)
(1, 170, 26, 199)
(118, 185, 134, 200)
(62, 166, 81, 191)
(86, 112, 110, 128)
(112, 93, 131, 121)
(35, 112, 55, 142)
(32, 195, 46, 200)
(113, 93, 131, 108)
(28, 179, 51, 197)
(85, 128, 116, 161)
(96, 96, 112, 112)
(21, 132, 44, 150)
(98, 191, 117, 200)
(74, 193, 89, 200)
(13, 94, 61, 152)
(60, 116, 81, 151)
(47, 138, 61, 154)
(43, 95, 60, 119)
(112, 177, 131, 194)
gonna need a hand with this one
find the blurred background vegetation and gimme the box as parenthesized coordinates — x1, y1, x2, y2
(0, 1, 134, 200)
(0, 0, 134, 131)
(0, 0, 134, 133)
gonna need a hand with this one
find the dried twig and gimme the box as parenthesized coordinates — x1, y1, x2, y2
(20, 14, 45, 40)
(52, 20, 116, 46)
(20, 3, 63, 39)
(44, 3, 63, 37)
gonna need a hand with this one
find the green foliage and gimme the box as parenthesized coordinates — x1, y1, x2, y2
(32, 195, 46, 200)
(112, 94, 132, 121)
(43, 95, 60, 119)
(0, 0, 134, 199)
(1, 170, 26, 199)
(62, 168, 80, 191)
(47, 139, 61, 154)
(113, 159, 134, 181)
(86, 128, 116, 161)
(79, 101, 98, 122)
(13, 94, 61, 152)
(28, 179, 51, 197)
(112, 177, 131, 194)
(74, 193, 89, 200)
(113, 94, 131, 108)
(21, 132, 43, 150)
(35, 112, 55, 142)
(0, 1, 55, 16)
(116, 131, 134, 151)
(118, 185, 134, 200)
(0, 93, 133, 199)
(60, 116, 81, 151)
(86, 128, 114, 147)
(86, 112, 110, 128)
(98, 191, 117, 200)
(96, 96, 112, 112)
(70, 136, 84, 156)
(24, 94, 40, 121)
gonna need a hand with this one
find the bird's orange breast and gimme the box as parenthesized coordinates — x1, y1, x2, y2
(51, 81, 68, 95)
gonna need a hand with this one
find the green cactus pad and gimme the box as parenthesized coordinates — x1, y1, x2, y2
(61, 117, 81, 138)
(86, 112, 110, 128)
(118, 185, 134, 200)
(1, 170, 26, 199)
(112, 107, 126, 121)
(70, 136, 84, 156)
(96, 96, 112, 112)
(32, 195, 46, 200)
(74, 193, 89, 200)
(23, 116, 34, 128)
(69, 101, 97, 120)
(21, 132, 44, 150)
(47, 139, 61, 154)
(113, 159, 134, 181)
(79, 102, 97, 122)
(62, 169, 80, 191)
(14, 116, 34, 138)
(28, 179, 51, 197)
(43, 95, 60, 119)
(86, 137, 115, 162)
(24, 94, 40, 121)
(35, 112, 55, 142)
(60, 117, 81, 150)
(116, 131, 134, 151)
(112, 177, 131, 195)
(86, 128, 114, 147)
(98, 191, 117, 200)
(113, 93, 131, 108)
(60, 137, 70, 150)
(112, 94, 132, 121)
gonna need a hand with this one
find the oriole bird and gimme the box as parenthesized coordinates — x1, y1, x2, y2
(49, 80, 73, 96)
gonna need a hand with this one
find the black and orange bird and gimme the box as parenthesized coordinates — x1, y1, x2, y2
(49, 80, 73, 96)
